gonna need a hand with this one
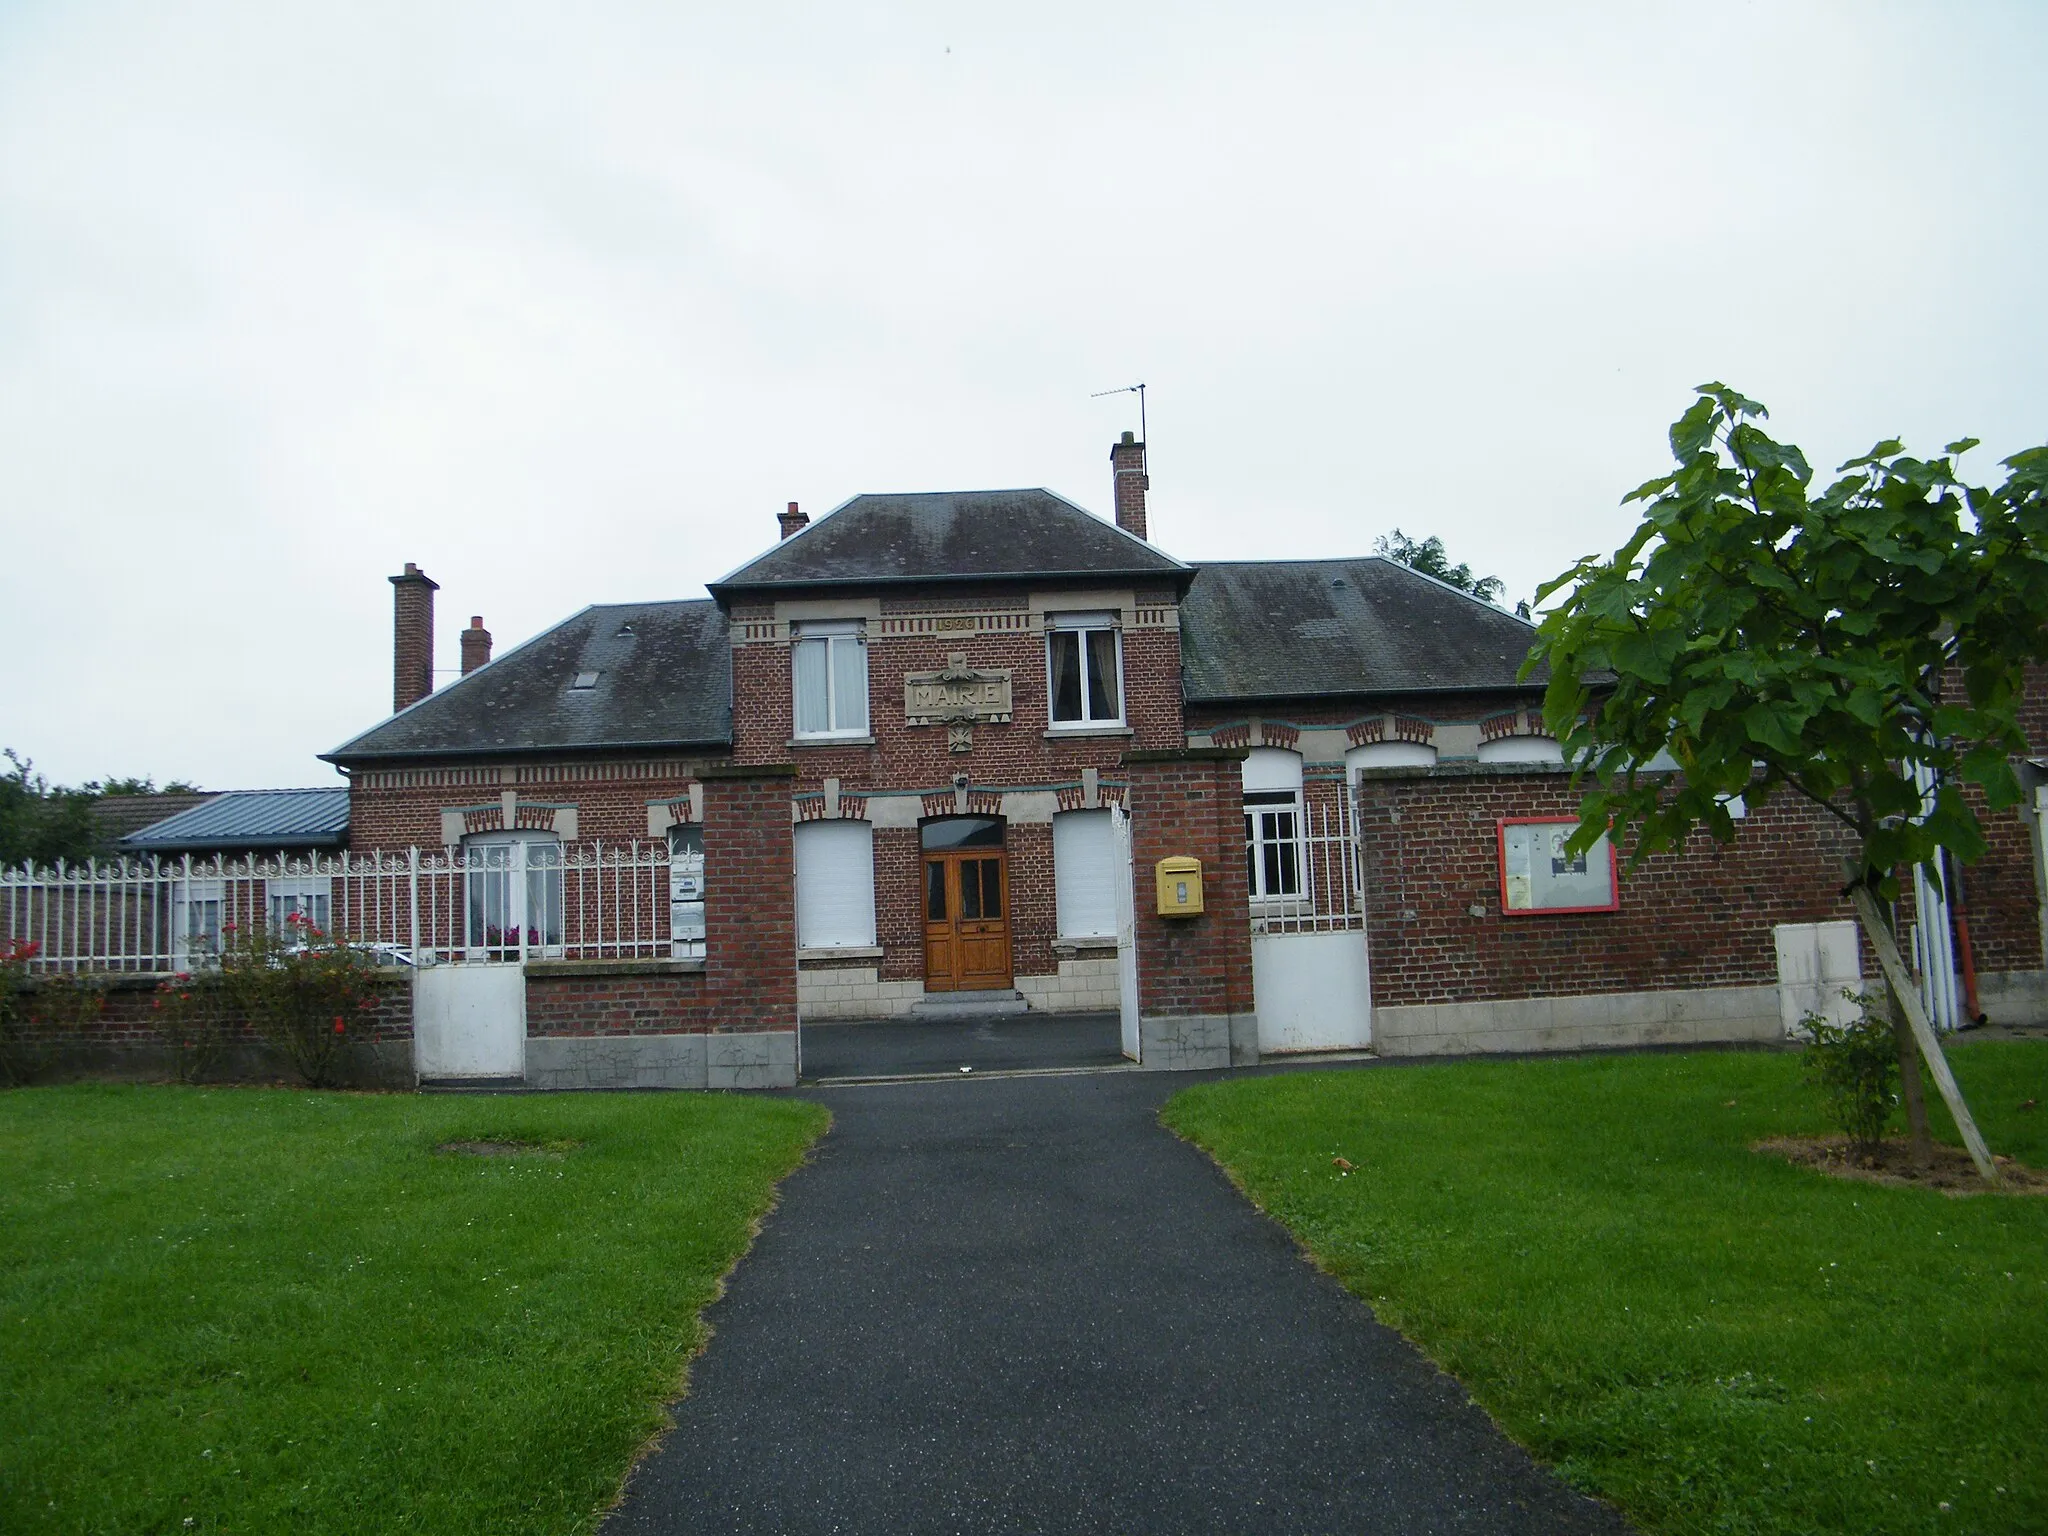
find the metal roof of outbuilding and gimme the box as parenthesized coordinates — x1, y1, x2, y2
(120, 787, 351, 853)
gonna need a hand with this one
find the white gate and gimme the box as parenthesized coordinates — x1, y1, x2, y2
(413, 964, 526, 1079)
(1111, 805, 1140, 1063)
(1249, 785, 1372, 1054)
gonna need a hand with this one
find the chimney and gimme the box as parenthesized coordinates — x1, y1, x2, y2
(461, 615, 493, 676)
(1110, 431, 1149, 540)
(389, 562, 438, 713)
(777, 500, 809, 540)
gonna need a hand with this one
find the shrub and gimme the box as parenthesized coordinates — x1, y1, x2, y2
(219, 914, 386, 1088)
(0, 938, 38, 1085)
(152, 971, 233, 1084)
(0, 944, 106, 1085)
(1800, 992, 1897, 1161)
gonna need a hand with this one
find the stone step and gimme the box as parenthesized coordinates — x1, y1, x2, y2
(417, 1075, 532, 1093)
(907, 989, 1031, 1019)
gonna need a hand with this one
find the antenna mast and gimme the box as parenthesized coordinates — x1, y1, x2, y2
(1089, 382, 1147, 444)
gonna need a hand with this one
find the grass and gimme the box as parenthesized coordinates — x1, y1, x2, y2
(1162, 1039, 2048, 1536)
(0, 1084, 829, 1536)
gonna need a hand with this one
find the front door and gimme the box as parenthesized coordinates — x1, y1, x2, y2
(921, 817, 1012, 991)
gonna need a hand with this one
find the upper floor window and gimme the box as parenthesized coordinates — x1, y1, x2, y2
(1047, 613, 1122, 728)
(793, 621, 869, 738)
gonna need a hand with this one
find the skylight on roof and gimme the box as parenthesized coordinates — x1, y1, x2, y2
(570, 671, 600, 690)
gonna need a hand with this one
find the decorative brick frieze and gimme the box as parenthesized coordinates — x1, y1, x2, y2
(1346, 717, 1386, 746)
(1259, 722, 1301, 751)
(1208, 722, 1252, 751)
(1394, 715, 1437, 745)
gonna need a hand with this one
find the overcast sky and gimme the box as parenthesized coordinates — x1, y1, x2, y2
(3, 1, 2043, 791)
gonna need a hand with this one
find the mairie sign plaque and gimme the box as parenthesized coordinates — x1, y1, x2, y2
(904, 653, 1012, 726)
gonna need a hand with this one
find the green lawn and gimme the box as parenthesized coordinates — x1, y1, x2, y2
(1163, 1040, 2048, 1536)
(0, 1085, 829, 1536)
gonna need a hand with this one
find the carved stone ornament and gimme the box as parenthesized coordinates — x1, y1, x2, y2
(947, 724, 975, 754)
(904, 652, 1013, 730)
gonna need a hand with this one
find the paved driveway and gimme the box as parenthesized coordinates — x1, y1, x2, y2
(606, 1068, 1630, 1535)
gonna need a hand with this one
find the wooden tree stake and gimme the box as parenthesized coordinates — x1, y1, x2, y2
(1848, 884, 2001, 1186)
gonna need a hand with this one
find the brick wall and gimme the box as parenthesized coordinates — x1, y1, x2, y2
(346, 755, 721, 849)
(1351, 764, 2048, 1009)
(1123, 750, 1253, 1020)
(701, 768, 798, 1033)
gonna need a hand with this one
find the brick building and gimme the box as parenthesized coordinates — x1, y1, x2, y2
(315, 434, 2048, 1088)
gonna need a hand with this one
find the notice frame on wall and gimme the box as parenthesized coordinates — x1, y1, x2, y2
(1497, 817, 1619, 915)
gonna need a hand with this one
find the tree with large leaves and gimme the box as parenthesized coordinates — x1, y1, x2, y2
(1527, 384, 2048, 1184)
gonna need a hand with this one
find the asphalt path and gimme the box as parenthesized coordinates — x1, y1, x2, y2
(800, 1012, 1127, 1080)
(605, 1068, 1632, 1536)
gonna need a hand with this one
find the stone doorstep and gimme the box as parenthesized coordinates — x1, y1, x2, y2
(906, 989, 1031, 1019)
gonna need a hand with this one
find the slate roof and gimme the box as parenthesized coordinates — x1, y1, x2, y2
(711, 490, 1189, 593)
(324, 600, 732, 763)
(121, 788, 351, 853)
(1180, 558, 1546, 703)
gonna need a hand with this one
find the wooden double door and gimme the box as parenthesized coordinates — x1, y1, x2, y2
(922, 818, 1012, 992)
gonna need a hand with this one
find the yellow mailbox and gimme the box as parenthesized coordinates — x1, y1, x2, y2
(1155, 856, 1204, 917)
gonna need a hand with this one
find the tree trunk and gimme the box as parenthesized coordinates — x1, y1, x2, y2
(1888, 987, 1933, 1168)
(1848, 881, 2000, 1186)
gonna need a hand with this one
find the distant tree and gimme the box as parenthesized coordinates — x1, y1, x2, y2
(0, 751, 201, 869)
(1373, 529, 1508, 607)
(1527, 383, 2048, 1185)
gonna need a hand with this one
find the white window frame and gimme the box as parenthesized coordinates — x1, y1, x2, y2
(1242, 747, 1306, 905)
(266, 875, 332, 937)
(794, 819, 877, 950)
(1052, 809, 1118, 941)
(462, 832, 565, 956)
(1046, 612, 1124, 730)
(668, 824, 706, 960)
(792, 621, 870, 739)
(173, 878, 223, 967)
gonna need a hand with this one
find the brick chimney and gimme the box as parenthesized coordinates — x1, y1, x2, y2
(777, 501, 809, 540)
(1110, 431, 1149, 540)
(460, 615, 493, 676)
(389, 562, 438, 713)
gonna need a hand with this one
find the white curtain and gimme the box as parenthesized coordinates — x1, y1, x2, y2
(793, 638, 831, 735)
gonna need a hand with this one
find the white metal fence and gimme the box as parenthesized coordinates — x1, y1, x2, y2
(1245, 789, 1366, 935)
(0, 842, 691, 973)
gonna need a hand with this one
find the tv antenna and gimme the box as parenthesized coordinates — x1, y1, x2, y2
(1090, 381, 1146, 444)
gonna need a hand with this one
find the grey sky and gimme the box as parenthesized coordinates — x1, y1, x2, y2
(3, 1, 2043, 790)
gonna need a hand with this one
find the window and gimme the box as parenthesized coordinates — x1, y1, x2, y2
(463, 833, 564, 953)
(267, 876, 332, 936)
(175, 878, 222, 963)
(1497, 819, 1617, 913)
(793, 622, 869, 738)
(1242, 747, 1305, 902)
(794, 820, 876, 948)
(668, 825, 705, 959)
(1047, 613, 1122, 728)
(1052, 810, 1117, 939)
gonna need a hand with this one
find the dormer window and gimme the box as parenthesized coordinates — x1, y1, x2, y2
(1047, 613, 1122, 729)
(793, 621, 869, 738)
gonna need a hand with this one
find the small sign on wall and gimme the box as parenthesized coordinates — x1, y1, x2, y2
(1497, 818, 1618, 914)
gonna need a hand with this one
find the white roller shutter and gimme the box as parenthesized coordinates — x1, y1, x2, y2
(794, 820, 876, 948)
(1053, 810, 1117, 940)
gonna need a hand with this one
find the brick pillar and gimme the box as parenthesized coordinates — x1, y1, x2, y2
(1122, 747, 1255, 1069)
(701, 764, 799, 1087)
(1110, 432, 1149, 541)
(389, 563, 438, 713)
(460, 615, 493, 676)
